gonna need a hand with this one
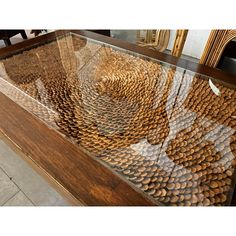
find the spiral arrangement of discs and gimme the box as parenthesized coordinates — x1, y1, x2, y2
(0, 33, 236, 206)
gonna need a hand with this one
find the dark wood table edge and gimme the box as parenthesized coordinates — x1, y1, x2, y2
(0, 92, 156, 206)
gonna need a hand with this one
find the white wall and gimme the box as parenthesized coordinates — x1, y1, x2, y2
(167, 30, 211, 59)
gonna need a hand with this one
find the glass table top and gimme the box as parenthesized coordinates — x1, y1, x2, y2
(0, 32, 236, 206)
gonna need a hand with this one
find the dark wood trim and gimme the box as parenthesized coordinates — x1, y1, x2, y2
(88, 30, 111, 37)
(0, 92, 155, 206)
(230, 172, 236, 206)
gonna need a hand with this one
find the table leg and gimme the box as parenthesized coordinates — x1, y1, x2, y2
(4, 38, 11, 46)
(20, 30, 28, 39)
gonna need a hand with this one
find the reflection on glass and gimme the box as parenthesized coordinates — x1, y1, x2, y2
(0, 32, 236, 206)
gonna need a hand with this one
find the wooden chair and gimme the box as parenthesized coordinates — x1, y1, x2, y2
(200, 30, 236, 67)
(137, 29, 188, 57)
(171, 30, 188, 57)
(136, 30, 170, 52)
(0, 30, 27, 46)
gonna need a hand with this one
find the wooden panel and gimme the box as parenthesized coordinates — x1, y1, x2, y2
(199, 30, 218, 65)
(171, 30, 188, 57)
(136, 30, 170, 52)
(0, 92, 155, 206)
(200, 30, 236, 67)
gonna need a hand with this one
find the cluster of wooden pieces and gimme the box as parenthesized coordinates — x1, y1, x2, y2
(1, 34, 236, 206)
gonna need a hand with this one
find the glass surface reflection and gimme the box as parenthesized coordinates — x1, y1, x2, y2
(0, 32, 236, 206)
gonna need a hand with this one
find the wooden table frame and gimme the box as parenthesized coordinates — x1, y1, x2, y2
(0, 30, 236, 206)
